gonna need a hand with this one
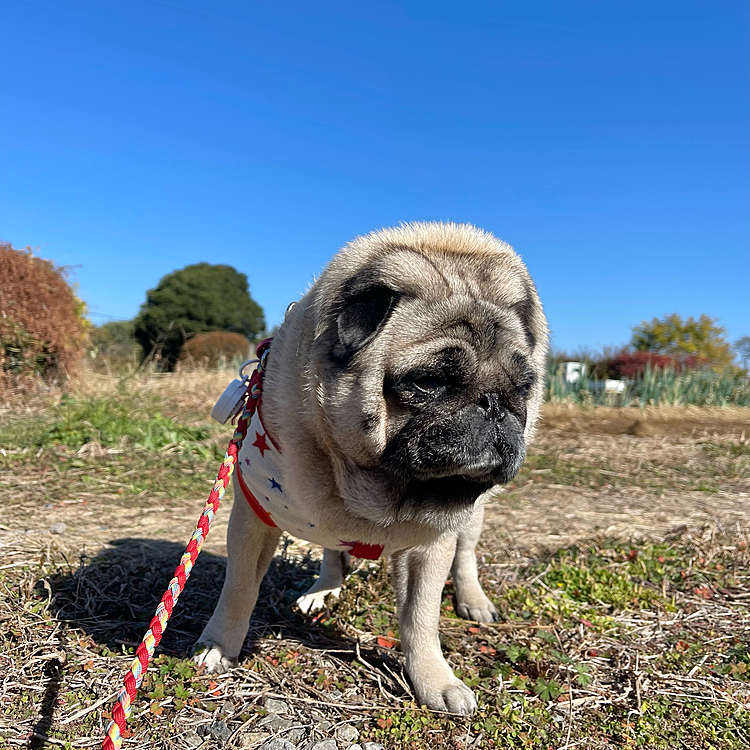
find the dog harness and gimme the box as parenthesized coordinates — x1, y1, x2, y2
(236, 403, 385, 560)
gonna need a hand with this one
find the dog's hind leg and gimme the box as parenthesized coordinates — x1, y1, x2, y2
(451, 497, 498, 622)
(296, 549, 351, 614)
(194, 478, 282, 673)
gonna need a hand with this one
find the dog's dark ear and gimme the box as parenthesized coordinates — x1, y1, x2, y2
(337, 283, 400, 354)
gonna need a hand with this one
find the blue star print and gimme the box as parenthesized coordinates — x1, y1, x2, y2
(268, 477, 282, 492)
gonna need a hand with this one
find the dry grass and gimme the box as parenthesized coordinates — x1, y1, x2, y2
(1, 367, 749, 748)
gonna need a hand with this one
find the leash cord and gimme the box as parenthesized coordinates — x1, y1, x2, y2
(101, 346, 269, 749)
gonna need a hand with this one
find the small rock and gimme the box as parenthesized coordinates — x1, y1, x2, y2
(317, 720, 333, 732)
(49, 523, 66, 534)
(362, 744, 385, 750)
(310, 741, 338, 750)
(239, 731, 270, 748)
(258, 739, 296, 750)
(347, 746, 363, 750)
(335, 725, 359, 743)
(183, 730, 203, 748)
(209, 720, 232, 743)
(286, 727, 307, 743)
(259, 714, 294, 731)
(265, 697, 290, 714)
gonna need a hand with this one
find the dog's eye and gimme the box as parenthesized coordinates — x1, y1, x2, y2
(412, 375, 447, 395)
(516, 370, 536, 399)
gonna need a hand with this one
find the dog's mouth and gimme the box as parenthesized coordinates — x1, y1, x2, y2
(403, 474, 495, 507)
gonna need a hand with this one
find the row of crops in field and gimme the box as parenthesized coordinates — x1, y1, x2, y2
(546, 364, 750, 406)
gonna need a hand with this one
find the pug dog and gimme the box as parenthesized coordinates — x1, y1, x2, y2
(194, 222, 548, 714)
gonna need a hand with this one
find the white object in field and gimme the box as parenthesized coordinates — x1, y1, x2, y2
(604, 379, 626, 393)
(211, 359, 259, 424)
(562, 361, 586, 384)
(588, 379, 627, 393)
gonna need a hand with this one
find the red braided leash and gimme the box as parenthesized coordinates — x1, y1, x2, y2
(101, 340, 271, 749)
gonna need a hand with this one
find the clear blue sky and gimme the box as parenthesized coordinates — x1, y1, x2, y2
(2, 0, 748, 354)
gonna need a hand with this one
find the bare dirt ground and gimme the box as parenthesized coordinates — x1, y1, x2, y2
(1, 382, 749, 750)
(10, 404, 750, 558)
(486, 404, 750, 549)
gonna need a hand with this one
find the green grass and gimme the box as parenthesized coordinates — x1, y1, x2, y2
(1, 390, 219, 453)
(0, 390, 226, 502)
(41, 394, 212, 451)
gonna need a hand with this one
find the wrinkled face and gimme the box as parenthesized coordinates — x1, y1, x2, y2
(380, 302, 536, 512)
(313, 244, 547, 529)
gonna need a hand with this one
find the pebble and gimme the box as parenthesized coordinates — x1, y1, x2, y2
(362, 744, 385, 750)
(183, 730, 203, 748)
(335, 725, 359, 743)
(317, 720, 333, 732)
(309, 741, 338, 750)
(258, 714, 294, 731)
(286, 727, 306, 743)
(239, 731, 269, 748)
(265, 698, 291, 715)
(50, 523, 66, 534)
(257, 739, 296, 750)
(208, 720, 232, 743)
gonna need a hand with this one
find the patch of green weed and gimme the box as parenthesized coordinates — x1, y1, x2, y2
(40, 395, 212, 450)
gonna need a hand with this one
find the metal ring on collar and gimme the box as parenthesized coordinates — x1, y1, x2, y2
(239, 359, 259, 379)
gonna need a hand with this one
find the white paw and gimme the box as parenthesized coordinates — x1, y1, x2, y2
(414, 676, 478, 715)
(456, 592, 498, 623)
(193, 642, 238, 674)
(296, 586, 341, 614)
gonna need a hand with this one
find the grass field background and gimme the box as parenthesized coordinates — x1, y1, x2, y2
(1, 366, 749, 749)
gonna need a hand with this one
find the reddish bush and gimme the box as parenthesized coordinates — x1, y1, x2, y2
(179, 331, 250, 367)
(0, 242, 88, 393)
(605, 349, 707, 379)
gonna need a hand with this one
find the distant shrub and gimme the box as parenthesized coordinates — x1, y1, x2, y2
(0, 242, 88, 393)
(179, 331, 250, 368)
(602, 349, 707, 379)
(90, 320, 140, 371)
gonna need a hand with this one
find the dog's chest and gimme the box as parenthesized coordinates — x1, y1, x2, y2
(237, 410, 388, 559)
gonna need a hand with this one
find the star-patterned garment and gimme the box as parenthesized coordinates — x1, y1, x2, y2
(236, 407, 384, 560)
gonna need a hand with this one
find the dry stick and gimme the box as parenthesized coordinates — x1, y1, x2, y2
(60, 691, 119, 725)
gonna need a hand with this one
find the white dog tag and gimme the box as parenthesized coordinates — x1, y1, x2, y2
(211, 359, 260, 424)
(211, 378, 249, 424)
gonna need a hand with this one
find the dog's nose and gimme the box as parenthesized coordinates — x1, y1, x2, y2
(477, 393, 506, 423)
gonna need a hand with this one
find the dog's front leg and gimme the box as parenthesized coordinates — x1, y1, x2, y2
(392, 534, 478, 715)
(194, 478, 281, 673)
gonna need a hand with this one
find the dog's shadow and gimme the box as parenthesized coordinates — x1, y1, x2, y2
(46, 537, 400, 667)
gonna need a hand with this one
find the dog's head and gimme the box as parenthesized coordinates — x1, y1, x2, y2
(308, 222, 548, 531)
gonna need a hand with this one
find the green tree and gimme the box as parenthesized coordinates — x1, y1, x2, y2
(630, 313, 734, 369)
(134, 263, 265, 369)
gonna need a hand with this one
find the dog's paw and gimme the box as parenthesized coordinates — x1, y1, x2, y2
(415, 676, 478, 715)
(193, 642, 238, 674)
(456, 591, 498, 623)
(296, 586, 341, 614)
